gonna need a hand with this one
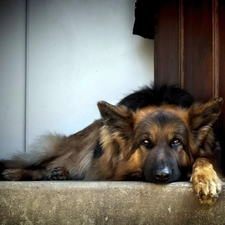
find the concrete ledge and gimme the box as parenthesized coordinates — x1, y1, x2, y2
(0, 181, 225, 225)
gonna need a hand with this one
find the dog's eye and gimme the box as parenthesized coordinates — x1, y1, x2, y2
(170, 138, 181, 147)
(141, 139, 153, 149)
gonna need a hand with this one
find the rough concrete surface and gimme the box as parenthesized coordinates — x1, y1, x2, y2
(0, 181, 225, 225)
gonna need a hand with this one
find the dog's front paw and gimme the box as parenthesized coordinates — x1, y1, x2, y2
(48, 167, 69, 180)
(191, 158, 222, 205)
(2, 169, 23, 181)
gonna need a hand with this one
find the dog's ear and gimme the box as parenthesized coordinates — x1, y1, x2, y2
(98, 101, 134, 159)
(98, 101, 134, 130)
(188, 97, 223, 148)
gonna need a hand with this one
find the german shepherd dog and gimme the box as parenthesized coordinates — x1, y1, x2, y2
(0, 85, 223, 204)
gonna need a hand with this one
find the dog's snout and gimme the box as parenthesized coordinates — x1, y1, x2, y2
(154, 167, 170, 181)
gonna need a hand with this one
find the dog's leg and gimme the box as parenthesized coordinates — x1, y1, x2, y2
(191, 158, 222, 204)
(48, 167, 69, 180)
(2, 168, 48, 181)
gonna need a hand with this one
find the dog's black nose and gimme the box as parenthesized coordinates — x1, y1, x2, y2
(154, 167, 170, 181)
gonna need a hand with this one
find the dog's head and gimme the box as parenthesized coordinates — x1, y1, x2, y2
(97, 98, 223, 183)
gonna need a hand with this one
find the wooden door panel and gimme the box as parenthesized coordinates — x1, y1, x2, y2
(154, 0, 180, 85)
(154, 0, 225, 101)
(183, 0, 214, 100)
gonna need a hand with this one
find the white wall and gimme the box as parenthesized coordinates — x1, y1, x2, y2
(0, 0, 154, 158)
(0, 1, 26, 157)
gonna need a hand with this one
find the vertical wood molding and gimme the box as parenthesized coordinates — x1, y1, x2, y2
(218, 0, 225, 171)
(218, 0, 225, 99)
(179, 0, 184, 88)
(212, 0, 219, 98)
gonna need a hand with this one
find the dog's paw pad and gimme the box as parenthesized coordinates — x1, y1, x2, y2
(48, 167, 69, 180)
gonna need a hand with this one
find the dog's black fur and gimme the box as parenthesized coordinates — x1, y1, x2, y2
(118, 84, 194, 110)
